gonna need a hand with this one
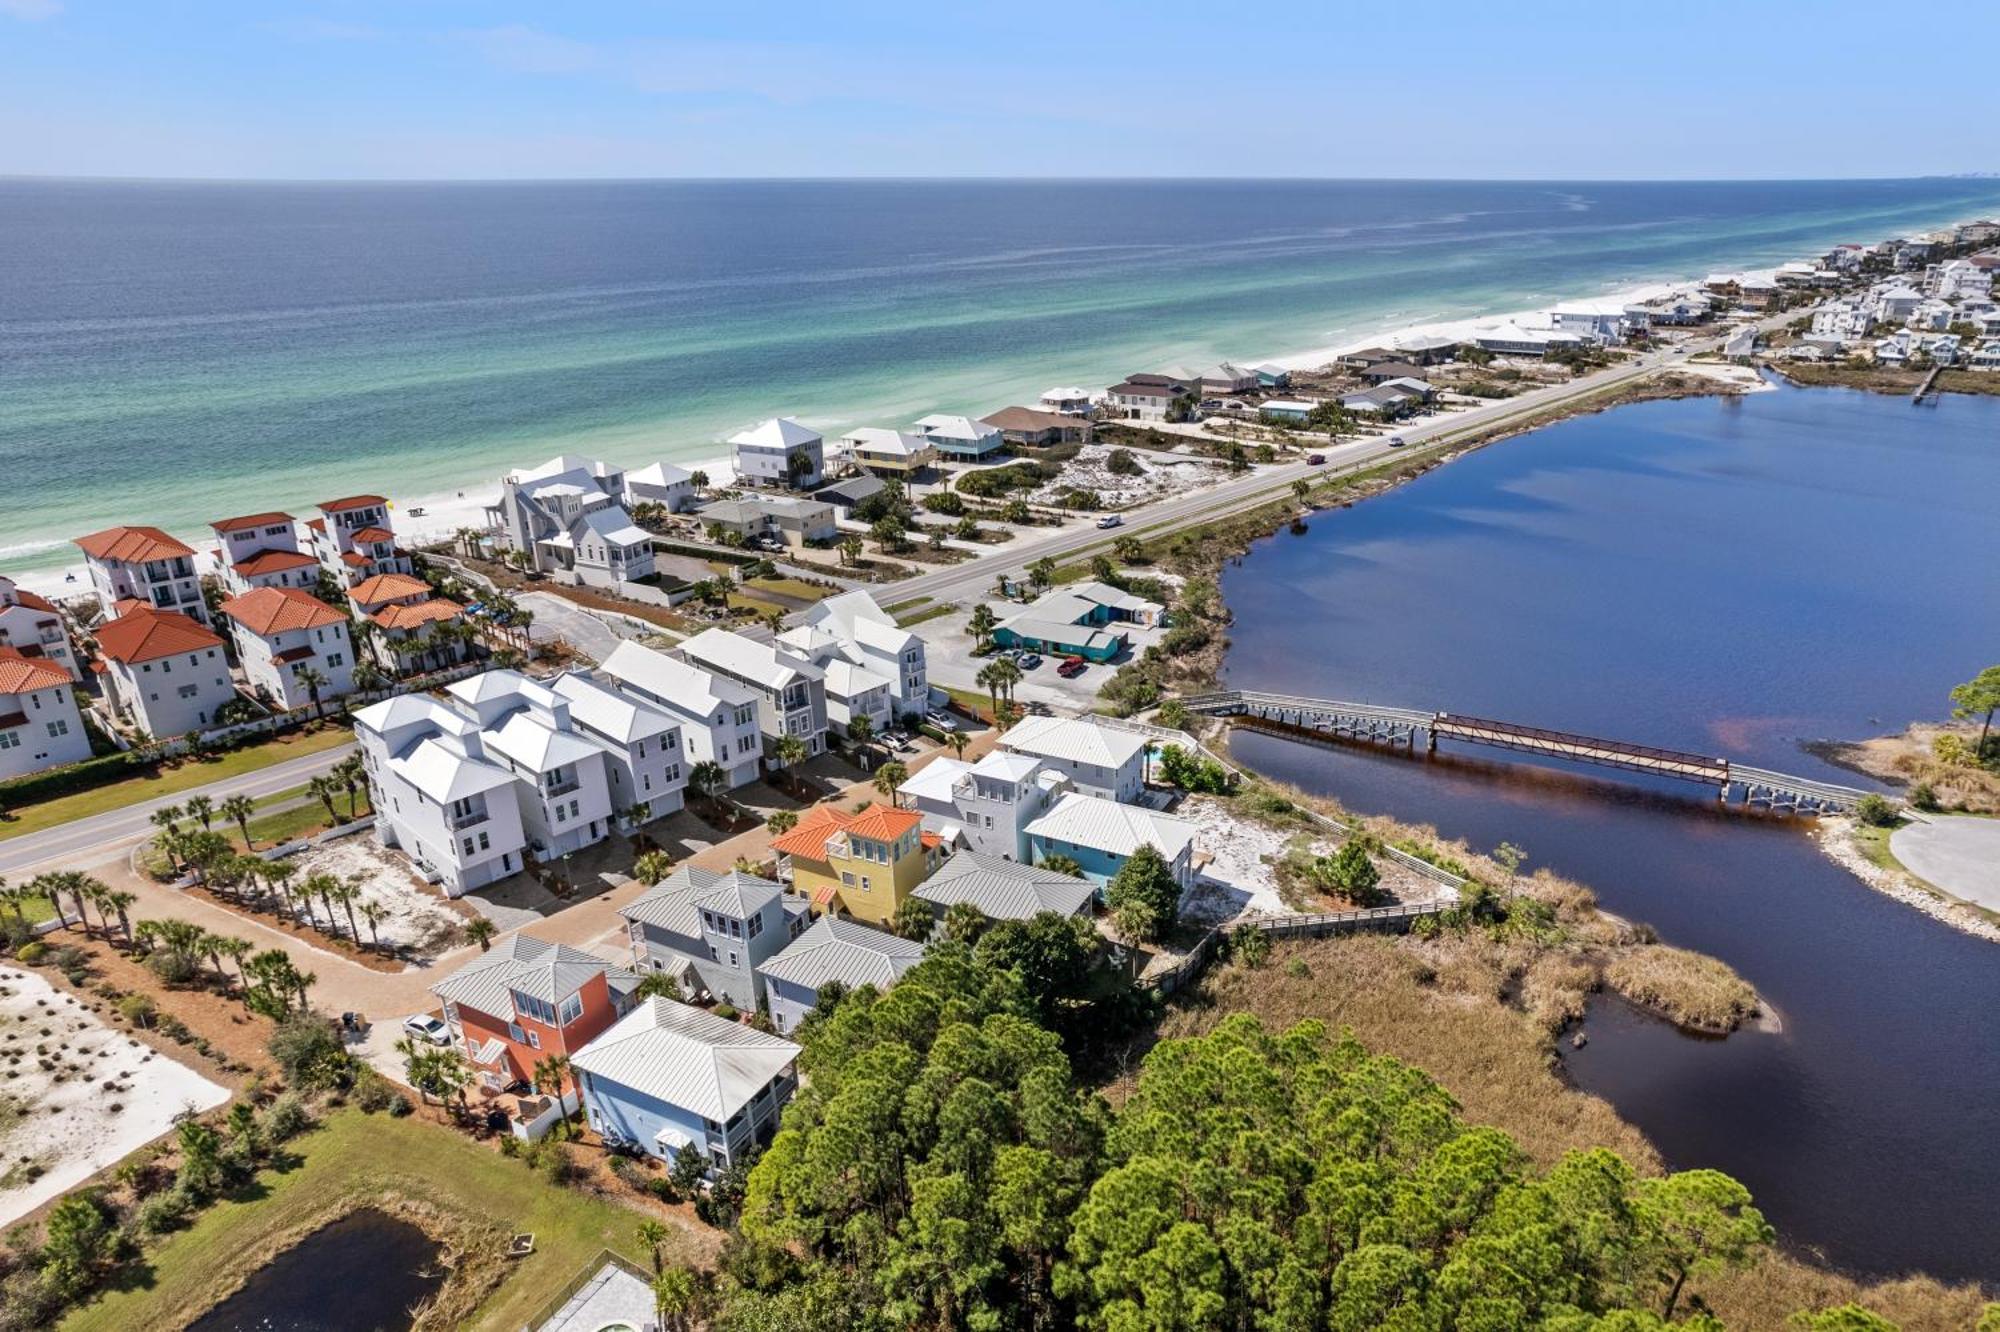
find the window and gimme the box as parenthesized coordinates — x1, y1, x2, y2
(557, 992, 583, 1025)
(0, 732, 17, 750)
(462, 837, 475, 856)
(727, 951, 738, 968)
(177, 684, 198, 700)
(477, 831, 489, 851)
(747, 912, 763, 938)
(46, 720, 68, 738)
(526, 1030, 540, 1050)
(728, 918, 741, 939)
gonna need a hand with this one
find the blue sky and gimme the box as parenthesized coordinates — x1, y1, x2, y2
(3, 1, 1996, 180)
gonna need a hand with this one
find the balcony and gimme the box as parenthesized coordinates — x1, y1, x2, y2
(545, 778, 581, 799)
(449, 808, 487, 831)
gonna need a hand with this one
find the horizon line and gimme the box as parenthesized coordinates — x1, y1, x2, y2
(3, 171, 1998, 188)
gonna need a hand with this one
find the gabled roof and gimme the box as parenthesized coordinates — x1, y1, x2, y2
(233, 549, 319, 577)
(914, 413, 1001, 443)
(0, 582, 59, 614)
(981, 406, 1075, 432)
(729, 417, 821, 450)
(599, 641, 759, 717)
(1025, 791, 1196, 862)
(95, 607, 223, 664)
(74, 526, 195, 564)
(350, 572, 434, 606)
(571, 998, 799, 1122)
(897, 756, 972, 805)
(348, 525, 396, 544)
(211, 511, 294, 534)
(680, 628, 821, 692)
(1040, 385, 1089, 400)
(573, 506, 652, 546)
(373, 599, 463, 631)
(1002, 715, 1149, 770)
(756, 916, 925, 992)
(484, 705, 603, 773)
(842, 427, 932, 458)
(916, 851, 1097, 921)
(389, 735, 515, 804)
(218, 586, 345, 636)
(627, 461, 693, 488)
(431, 933, 627, 1015)
(319, 494, 387, 512)
(623, 865, 785, 936)
(0, 646, 73, 695)
(551, 671, 677, 745)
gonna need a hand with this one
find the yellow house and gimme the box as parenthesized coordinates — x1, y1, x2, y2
(771, 802, 940, 928)
(840, 428, 938, 478)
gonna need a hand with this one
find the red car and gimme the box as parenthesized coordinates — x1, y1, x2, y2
(1056, 656, 1089, 678)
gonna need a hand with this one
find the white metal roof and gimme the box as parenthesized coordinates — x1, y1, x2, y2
(484, 706, 603, 774)
(627, 461, 693, 488)
(1003, 715, 1149, 770)
(681, 627, 821, 692)
(729, 417, 822, 451)
(756, 916, 925, 992)
(915, 851, 1098, 920)
(1025, 791, 1195, 863)
(841, 427, 931, 458)
(600, 641, 759, 719)
(552, 671, 678, 746)
(572, 998, 799, 1122)
(898, 756, 971, 805)
(914, 413, 1002, 443)
(575, 506, 652, 547)
(389, 736, 516, 805)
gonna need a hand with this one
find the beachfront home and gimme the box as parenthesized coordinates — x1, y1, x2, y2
(626, 461, 699, 513)
(573, 998, 799, 1177)
(1103, 373, 1191, 422)
(1001, 714, 1149, 803)
(94, 607, 234, 739)
(216, 587, 355, 713)
(1038, 386, 1094, 417)
(0, 648, 91, 780)
(678, 628, 829, 762)
(1471, 323, 1586, 358)
(1390, 335, 1462, 365)
(1253, 363, 1292, 388)
(211, 512, 320, 594)
(353, 692, 531, 895)
(814, 475, 888, 513)
(1024, 791, 1198, 892)
(348, 572, 470, 674)
(769, 802, 940, 928)
(596, 643, 765, 791)
(1197, 363, 1260, 395)
(1339, 385, 1422, 416)
(913, 850, 1097, 923)
(485, 456, 657, 589)
(445, 670, 616, 861)
(309, 496, 414, 590)
(840, 428, 938, 479)
(756, 916, 925, 1035)
(773, 627, 893, 735)
(74, 526, 210, 627)
(914, 413, 1007, 461)
(897, 749, 1070, 860)
(0, 577, 79, 681)
(431, 934, 639, 1096)
(792, 590, 928, 721)
(1549, 308, 1631, 345)
(549, 671, 688, 827)
(620, 866, 809, 1010)
(980, 406, 1093, 449)
(730, 418, 825, 490)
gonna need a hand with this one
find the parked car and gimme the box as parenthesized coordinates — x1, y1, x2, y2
(1056, 657, 1089, 678)
(402, 1014, 450, 1046)
(926, 709, 961, 732)
(1096, 514, 1123, 529)
(1307, 453, 1326, 465)
(1019, 653, 1043, 670)
(1388, 435, 1407, 447)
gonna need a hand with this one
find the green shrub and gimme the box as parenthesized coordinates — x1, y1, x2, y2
(14, 941, 47, 965)
(1909, 781, 1940, 812)
(0, 750, 144, 806)
(713, 1002, 740, 1022)
(352, 1068, 404, 1114)
(1854, 793, 1900, 828)
(134, 1185, 196, 1235)
(261, 1093, 312, 1143)
(1229, 923, 1272, 969)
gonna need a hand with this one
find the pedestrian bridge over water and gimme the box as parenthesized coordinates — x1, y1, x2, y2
(1179, 689, 1872, 815)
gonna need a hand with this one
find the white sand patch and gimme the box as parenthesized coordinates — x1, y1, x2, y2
(1022, 443, 1234, 511)
(0, 966, 229, 1227)
(281, 835, 466, 956)
(1678, 361, 1776, 392)
(1177, 795, 1328, 925)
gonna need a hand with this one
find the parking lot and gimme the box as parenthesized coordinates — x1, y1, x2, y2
(922, 599, 1170, 715)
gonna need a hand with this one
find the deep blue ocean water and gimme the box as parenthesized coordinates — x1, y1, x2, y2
(1221, 381, 2000, 1281)
(7, 175, 2000, 569)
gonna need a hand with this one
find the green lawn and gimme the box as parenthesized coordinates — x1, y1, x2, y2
(744, 575, 830, 603)
(883, 596, 929, 616)
(895, 602, 959, 629)
(0, 726, 356, 842)
(64, 1109, 687, 1332)
(230, 783, 370, 849)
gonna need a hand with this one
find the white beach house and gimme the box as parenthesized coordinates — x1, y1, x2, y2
(595, 642, 765, 791)
(0, 648, 92, 780)
(729, 418, 825, 490)
(216, 586, 356, 713)
(74, 526, 210, 627)
(94, 606, 235, 739)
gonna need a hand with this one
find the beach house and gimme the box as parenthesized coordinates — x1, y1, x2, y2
(1197, 362, 1260, 395)
(486, 456, 657, 589)
(216, 586, 356, 713)
(791, 590, 928, 721)
(353, 693, 530, 895)
(211, 512, 320, 594)
(309, 496, 414, 589)
(0, 577, 79, 681)
(625, 461, 699, 513)
(769, 802, 940, 928)
(74, 526, 210, 627)
(756, 916, 925, 1035)
(979, 407, 1093, 450)
(1102, 373, 1190, 421)
(913, 850, 1098, 923)
(0, 648, 91, 780)
(729, 417, 824, 490)
(431, 934, 639, 1096)
(896, 749, 1069, 860)
(94, 607, 234, 739)
(549, 671, 689, 827)
(620, 866, 809, 1010)
(840, 427, 938, 479)
(573, 998, 800, 1176)
(595, 643, 765, 791)
(1023, 791, 1198, 891)
(913, 413, 1007, 461)
(677, 628, 829, 762)
(1253, 363, 1292, 388)
(349, 572, 469, 673)
(444, 671, 616, 861)
(1037, 386, 1094, 417)
(1001, 714, 1149, 803)
(694, 495, 837, 549)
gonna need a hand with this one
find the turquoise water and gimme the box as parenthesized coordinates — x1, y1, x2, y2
(6, 176, 2000, 572)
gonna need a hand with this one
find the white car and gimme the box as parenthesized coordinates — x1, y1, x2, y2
(1096, 514, 1124, 529)
(402, 1014, 451, 1046)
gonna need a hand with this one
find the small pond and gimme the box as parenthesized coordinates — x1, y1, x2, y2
(188, 1207, 447, 1332)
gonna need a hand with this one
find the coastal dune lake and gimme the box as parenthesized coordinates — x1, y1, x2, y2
(1220, 380, 2000, 1282)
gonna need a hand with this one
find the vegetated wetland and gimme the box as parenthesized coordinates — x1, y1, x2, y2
(1216, 379, 2000, 1283)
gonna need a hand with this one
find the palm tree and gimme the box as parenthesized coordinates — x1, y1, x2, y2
(149, 804, 185, 857)
(215, 935, 254, 992)
(396, 1036, 439, 1105)
(220, 794, 257, 849)
(359, 900, 388, 952)
(976, 663, 1004, 713)
(532, 1053, 577, 1131)
(967, 603, 997, 645)
(690, 469, 709, 495)
(838, 534, 863, 567)
(847, 716, 875, 769)
(335, 754, 368, 817)
(307, 775, 341, 823)
(101, 889, 138, 943)
(185, 795, 216, 831)
(199, 930, 232, 986)
(0, 879, 26, 929)
(688, 760, 725, 810)
(946, 730, 968, 761)
(328, 879, 362, 942)
(635, 1220, 671, 1274)
(989, 657, 1023, 704)
(873, 760, 908, 802)
(264, 858, 300, 920)
(353, 658, 389, 693)
(1291, 476, 1312, 505)
(651, 1267, 703, 1332)
(301, 871, 338, 931)
(772, 734, 808, 794)
(633, 851, 675, 886)
(464, 917, 498, 952)
(764, 810, 797, 836)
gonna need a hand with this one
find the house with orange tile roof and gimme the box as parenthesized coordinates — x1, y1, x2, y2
(768, 801, 942, 929)
(0, 646, 91, 779)
(211, 511, 320, 594)
(307, 495, 414, 589)
(348, 572, 471, 673)
(217, 586, 356, 712)
(0, 576, 80, 681)
(94, 606, 235, 738)
(74, 525, 210, 626)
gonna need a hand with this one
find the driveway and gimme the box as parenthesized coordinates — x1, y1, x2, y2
(518, 591, 646, 664)
(1890, 816, 2000, 911)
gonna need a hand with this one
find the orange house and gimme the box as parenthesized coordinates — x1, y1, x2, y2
(430, 934, 638, 1093)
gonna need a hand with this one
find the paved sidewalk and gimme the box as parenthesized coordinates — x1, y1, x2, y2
(1890, 816, 2000, 911)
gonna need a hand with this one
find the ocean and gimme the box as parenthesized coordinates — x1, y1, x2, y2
(5, 175, 2000, 574)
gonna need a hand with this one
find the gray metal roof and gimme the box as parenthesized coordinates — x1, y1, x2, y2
(621, 865, 784, 934)
(430, 933, 620, 1015)
(915, 851, 1097, 920)
(755, 916, 925, 992)
(572, 998, 799, 1121)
